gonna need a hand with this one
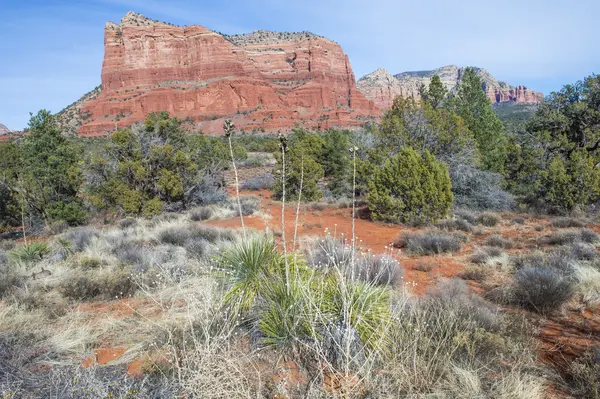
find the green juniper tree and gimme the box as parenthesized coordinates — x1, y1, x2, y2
(456, 67, 508, 173)
(19, 110, 87, 226)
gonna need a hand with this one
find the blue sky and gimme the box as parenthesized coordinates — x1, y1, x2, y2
(1, 0, 598, 130)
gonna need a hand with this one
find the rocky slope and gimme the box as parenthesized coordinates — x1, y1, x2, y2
(0, 123, 10, 136)
(357, 65, 543, 110)
(70, 12, 378, 136)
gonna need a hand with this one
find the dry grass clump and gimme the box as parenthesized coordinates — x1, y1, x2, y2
(394, 231, 462, 255)
(551, 217, 586, 228)
(470, 246, 505, 265)
(569, 348, 600, 398)
(61, 228, 100, 252)
(240, 173, 275, 191)
(484, 234, 514, 249)
(543, 228, 600, 246)
(370, 279, 545, 397)
(436, 218, 473, 233)
(304, 235, 402, 286)
(119, 217, 137, 229)
(511, 217, 525, 225)
(476, 212, 500, 227)
(513, 267, 574, 314)
(189, 206, 214, 221)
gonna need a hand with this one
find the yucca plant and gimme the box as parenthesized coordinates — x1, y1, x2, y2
(220, 236, 282, 313)
(320, 278, 392, 353)
(9, 242, 51, 268)
(258, 277, 313, 351)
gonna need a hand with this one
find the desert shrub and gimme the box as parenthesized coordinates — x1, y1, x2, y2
(358, 254, 402, 286)
(112, 241, 146, 267)
(582, 228, 600, 243)
(551, 217, 585, 228)
(512, 217, 525, 225)
(189, 225, 234, 243)
(240, 173, 275, 191)
(305, 235, 353, 269)
(158, 227, 191, 246)
(9, 243, 51, 268)
(459, 265, 490, 281)
(184, 237, 209, 259)
(78, 256, 102, 269)
(513, 267, 574, 313)
(436, 218, 473, 233)
(189, 206, 213, 221)
(45, 220, 69, 236)
(396, 231, 462, 255)
(188, 171, 228, 205)
(470, 246, 504, 264)
(449, 162, 515, 211)
(455, 209, 478, 224)
(307, 202, 328, 211)
(535, 225, 544, 232)
(368, 147, 453, 224)
(572, 264, 600, 306)
(374, 279, 519, 395)
(476, 212, 499, 227)
(512, 250, 577, 275)
(62, 228, 99, 252)
(569, 348, 600, 399)
(235, 196, 259, 216)
(98, 269, 137, 299)
(546, 230, 580, 246)
(13, 364, 178, 398)
(484, 234, 513, 249)
(0, 255, 23, 299)
(543, 230, 586, 246)
(119, 218, 137, 229)
(571, 242, 598, 261)
(59, 275, 101, 300)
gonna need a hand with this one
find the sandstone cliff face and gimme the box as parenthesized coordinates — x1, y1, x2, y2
(357, 65, 543, 110)
(0, 124, 10, 136)
(75, 12, 378, 136)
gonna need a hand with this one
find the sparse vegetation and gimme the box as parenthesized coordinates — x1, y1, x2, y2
(394, 231, 462, 255)
(5, 73, 600, 398)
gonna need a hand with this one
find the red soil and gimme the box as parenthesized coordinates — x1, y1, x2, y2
(81, 347, 126, 368)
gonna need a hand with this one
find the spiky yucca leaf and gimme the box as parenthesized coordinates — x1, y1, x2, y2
(258, 277, 313, 350)
(9, 242, 51, 268)
(319, 278, 392, 352)
(220, 236, 282, 312)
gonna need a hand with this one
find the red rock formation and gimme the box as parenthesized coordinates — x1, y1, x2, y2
(0, 123, 10, 136)
(357, 65, 544, 111)
(76, 12, 378, 136)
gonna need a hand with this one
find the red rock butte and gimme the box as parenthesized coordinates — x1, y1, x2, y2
(74, 12, 379, 136)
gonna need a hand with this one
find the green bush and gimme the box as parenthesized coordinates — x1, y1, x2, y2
(367, 147, 452, 224)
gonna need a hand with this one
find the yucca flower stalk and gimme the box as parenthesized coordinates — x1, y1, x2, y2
(224, 119, 245, 238)
(278, 133, 290, 294)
